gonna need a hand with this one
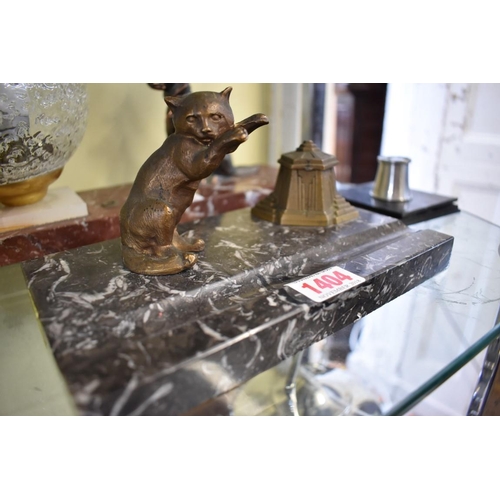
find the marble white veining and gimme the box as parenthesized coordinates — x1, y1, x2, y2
(197, 321, 228, 341)
(109, 374, 141, 416)
(23, 207, 454, 415)
(277, 318, 297, 360)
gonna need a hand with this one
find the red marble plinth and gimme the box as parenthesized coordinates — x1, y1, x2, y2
(0, 166, 277, 267)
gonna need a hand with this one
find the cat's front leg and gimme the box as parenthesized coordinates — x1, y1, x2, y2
(189, 127, 248, 175)
(215, 125, 249, 155)
(236, 113, 269, 135)
(215, 114, 268, 154)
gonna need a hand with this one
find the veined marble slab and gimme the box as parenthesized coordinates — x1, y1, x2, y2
(23, 207, 453, 415)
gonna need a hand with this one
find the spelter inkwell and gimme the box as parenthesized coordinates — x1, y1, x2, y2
(120, 87, 268, 275)
(251, 140, 358, 226)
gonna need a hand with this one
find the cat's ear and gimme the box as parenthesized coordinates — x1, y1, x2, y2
(220, 87, 233, 101)
(164, 95, 183, 110)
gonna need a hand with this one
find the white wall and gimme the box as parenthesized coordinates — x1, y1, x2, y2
(380, 83, 448, 194)
(267, 83, 337, 165)
(381, 83, 500, 226)
(52, 83, 270, 193)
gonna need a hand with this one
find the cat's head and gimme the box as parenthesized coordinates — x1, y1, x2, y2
(165, 87, 235, 145)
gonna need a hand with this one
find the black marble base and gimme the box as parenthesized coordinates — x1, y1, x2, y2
(22, 207, 453, 415)
(338, 182, 459, 225)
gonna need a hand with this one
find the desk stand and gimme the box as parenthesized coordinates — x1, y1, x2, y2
(23, 207, 453, 415)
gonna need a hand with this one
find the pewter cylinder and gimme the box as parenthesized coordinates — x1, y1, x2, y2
(371, 156, 412, 202)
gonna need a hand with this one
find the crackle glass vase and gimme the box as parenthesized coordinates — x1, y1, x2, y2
(0, 83, 88, 206)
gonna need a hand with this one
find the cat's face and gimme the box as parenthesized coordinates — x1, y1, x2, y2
(166, 88, 235, 145)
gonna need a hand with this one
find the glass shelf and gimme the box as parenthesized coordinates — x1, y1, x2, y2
(1, 211, 499, 416)
(190, 211, 500, 416)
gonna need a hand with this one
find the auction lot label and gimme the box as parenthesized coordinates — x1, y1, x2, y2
(286, 266, 365, 303)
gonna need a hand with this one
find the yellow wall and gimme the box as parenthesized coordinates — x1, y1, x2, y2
(52, 83, 270, 192)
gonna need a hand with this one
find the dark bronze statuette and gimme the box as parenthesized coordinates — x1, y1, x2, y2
(120, 87, 269, 275)
(251, 140, 358, 226)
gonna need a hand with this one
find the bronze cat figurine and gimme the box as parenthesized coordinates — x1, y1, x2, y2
(120, 87, 269, 275)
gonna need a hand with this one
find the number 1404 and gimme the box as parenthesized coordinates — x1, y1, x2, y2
(302, 270, 353, 294)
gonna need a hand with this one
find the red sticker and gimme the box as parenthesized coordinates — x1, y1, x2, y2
(286, 266, 365, 303)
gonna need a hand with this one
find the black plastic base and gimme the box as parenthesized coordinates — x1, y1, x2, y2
(338, 182, 459, 225)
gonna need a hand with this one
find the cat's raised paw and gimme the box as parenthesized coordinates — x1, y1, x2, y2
(232, 126, 249, 143)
